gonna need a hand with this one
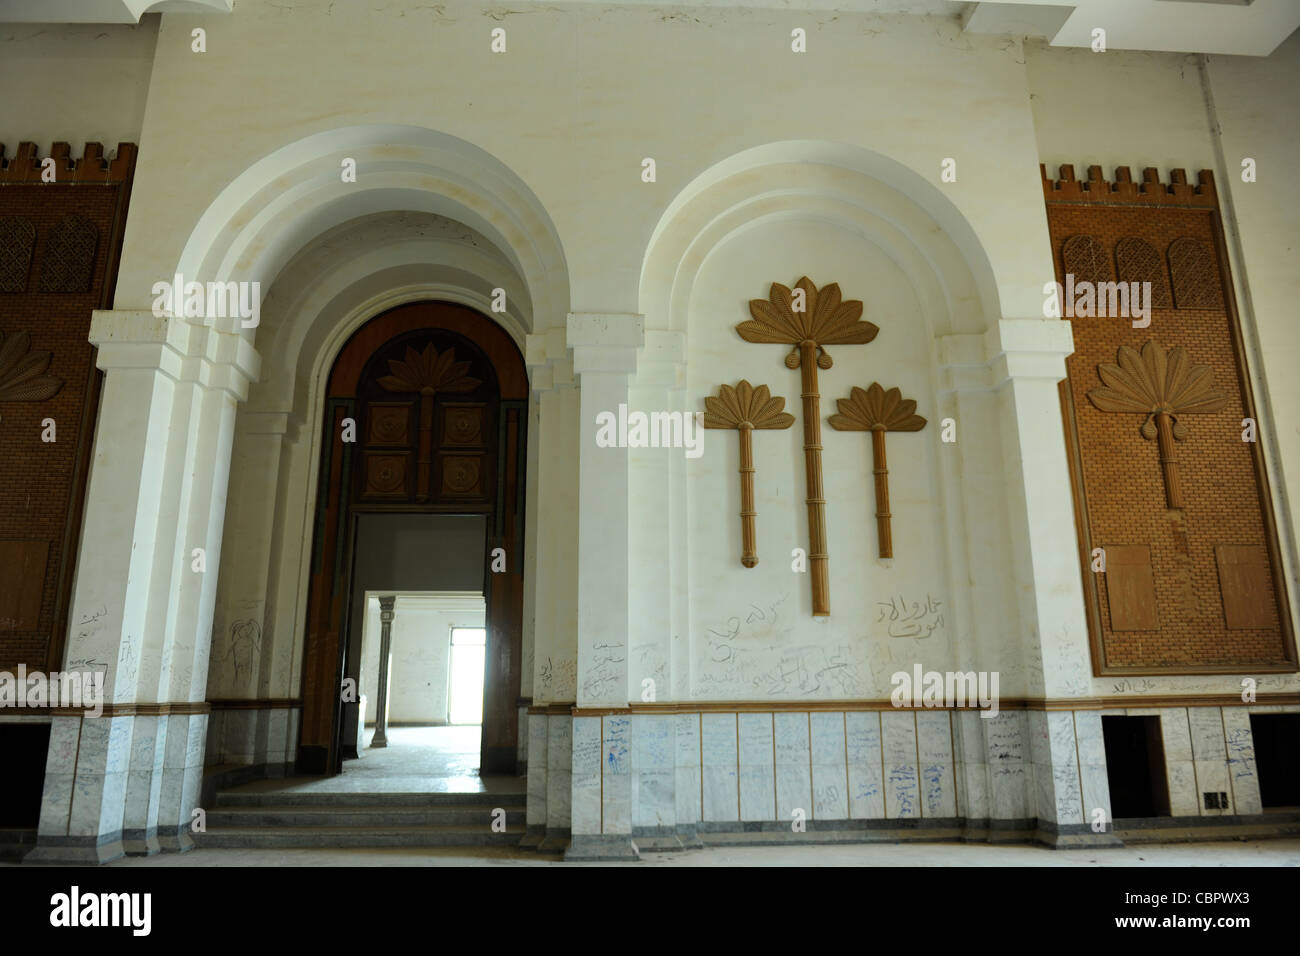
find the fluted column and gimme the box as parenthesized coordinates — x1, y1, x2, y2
(370, 595, 397, 749)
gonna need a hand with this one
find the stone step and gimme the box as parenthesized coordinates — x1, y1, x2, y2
(214, 790, 525, 809)
(194, 825, 525, 849)
(206, 806, 525, 828)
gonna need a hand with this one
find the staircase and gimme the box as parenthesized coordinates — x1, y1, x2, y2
(195, 790, 526, 849)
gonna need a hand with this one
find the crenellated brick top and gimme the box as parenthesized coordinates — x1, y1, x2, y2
(1041, 164, 1217, 208)
(0, 142, 137, 185)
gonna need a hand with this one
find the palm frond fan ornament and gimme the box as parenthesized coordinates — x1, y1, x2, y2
(0, 329, 63, 424)
(1085, 341, 1227, 510)
(377, 342, 481, 501)
(737, 277, 879, 615)
(828, 384, 926, 559)
(703, 381, 795, 567)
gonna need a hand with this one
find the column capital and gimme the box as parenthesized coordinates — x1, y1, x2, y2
(89, 310, 261, 401)
(567, 312, 644, 377)
(526, 327, 575, 393)
(635, 329, 686, 389)
(983, 318, 1074, 387)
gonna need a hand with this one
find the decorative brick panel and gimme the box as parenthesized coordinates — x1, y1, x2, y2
(1043, 163, 1294, 673)
(0, 141, 136, 672)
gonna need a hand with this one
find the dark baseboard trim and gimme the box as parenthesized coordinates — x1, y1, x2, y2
(24, 832, 126, 865)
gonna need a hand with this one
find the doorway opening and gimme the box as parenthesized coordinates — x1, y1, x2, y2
(1102, 715, 1171, 818)
(448, 626, 487, 726)
(1250, 714, 1300, 808)
(347, 590, 491, 789)
(296, 301, 527, 780)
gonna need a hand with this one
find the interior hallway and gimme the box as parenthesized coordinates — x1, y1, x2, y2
(226, 726, 524, 796)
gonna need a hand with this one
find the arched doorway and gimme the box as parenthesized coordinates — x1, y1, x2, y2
(297, 300, 527, 778)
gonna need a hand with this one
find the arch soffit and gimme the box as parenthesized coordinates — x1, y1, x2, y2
(251, 233, 530, 413)
(174, 125, 570, 338)
(640, 143, 999, 339)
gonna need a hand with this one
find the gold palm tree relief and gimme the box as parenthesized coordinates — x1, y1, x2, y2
(1086, 341, 1227, 510)
(703, 381, 795, 568)
(737, 277, 879, 616)
(377, 343, 482, 501)
(0, 329, 63, 424)
(828, 384, 926, 559)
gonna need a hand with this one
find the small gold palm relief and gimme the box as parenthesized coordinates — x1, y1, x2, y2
(1086, 341, 1228, 510)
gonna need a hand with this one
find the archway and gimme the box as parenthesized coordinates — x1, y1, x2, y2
(299, 300, 528, 777)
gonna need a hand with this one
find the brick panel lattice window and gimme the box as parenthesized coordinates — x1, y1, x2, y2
(1061, 234, 1111, 286)
(0, 218, 36, 293)
(1115, 236, 1172, 309)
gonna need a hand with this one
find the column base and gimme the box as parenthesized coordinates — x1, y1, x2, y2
(1032, 820, 1125, 849)
(631, 825, 703, 851)
(121, 828, 162, 856)
(156, 825, 196, 853)
(536, 828, 570, 853)
(518, 824, 547, 848)
(25, 833, 126, 865)
(564, 834, 640, 861)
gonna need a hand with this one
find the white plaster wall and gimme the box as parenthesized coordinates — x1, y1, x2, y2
(110, 5, 1048, 321)
(0, 19, 158, 150)
(359, 594, 485, 725)
(684, 219, 954, 700)
(1205, 33, 1300, 680)
(1025, 41, 1216, 176)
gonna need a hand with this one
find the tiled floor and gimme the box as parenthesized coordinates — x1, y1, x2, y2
(226, 725, 524, 795)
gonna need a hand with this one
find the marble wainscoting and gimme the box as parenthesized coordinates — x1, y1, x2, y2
(559, 707, 1004, 861)
(199, 703, 300, 805)
(527, 704, 1300, 861)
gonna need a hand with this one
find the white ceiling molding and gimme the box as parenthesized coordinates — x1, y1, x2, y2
(1, 0, 1293, 55)
(0, 0, 231, 24)
(963, 0, 1300, 56)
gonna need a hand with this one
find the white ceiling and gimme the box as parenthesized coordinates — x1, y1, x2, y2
(0, 0, 1295, 56)
(0, 0, 230, 23)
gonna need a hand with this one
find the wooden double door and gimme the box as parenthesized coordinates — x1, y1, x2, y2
(298, 301, 527, 776)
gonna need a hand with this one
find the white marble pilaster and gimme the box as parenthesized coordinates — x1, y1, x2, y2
(1159, 708, 1199, 817)
(1188, 706, 1232, 815)
(916, 711, 956, 818)
(524, 332, 578, 708)
(774, 712, 812, 822)
(526, 712, 549, 832)
(568, 313, 643, 709)
(881, 711, 920, 818)
(545, 715, 572, 832)
(602, 714, 633, 833)
(701, 713, 738, 822)
(1073, 711, 1112, 830)
(1221, 708, 1262, 815)
(34, 310, 257, 862)
(570, 715, 602, 835)
(810, 711, 849, 820)
(845, 711, 885, 819)
(737, 713, 775, 821)
(632, 713, 675, 828)
(674, 713, 702, 825)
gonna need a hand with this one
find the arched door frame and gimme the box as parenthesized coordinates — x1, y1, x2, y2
(297, 300, 527, 777)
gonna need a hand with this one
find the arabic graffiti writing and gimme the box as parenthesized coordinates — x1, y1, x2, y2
(873, 593, 944, 639)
